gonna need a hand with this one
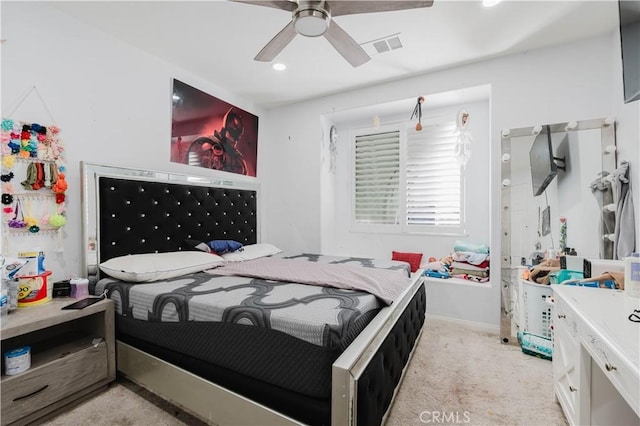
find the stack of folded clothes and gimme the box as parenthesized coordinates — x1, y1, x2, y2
(448, 240, 490, 282)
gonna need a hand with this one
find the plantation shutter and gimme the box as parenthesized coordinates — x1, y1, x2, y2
(354, 130, 401, 224)
(406, 120, 461, 227)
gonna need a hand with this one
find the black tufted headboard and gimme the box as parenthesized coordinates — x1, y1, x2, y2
(97, 176, 257, 263)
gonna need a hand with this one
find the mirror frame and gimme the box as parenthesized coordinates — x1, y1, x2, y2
(499, 117, 616, 344)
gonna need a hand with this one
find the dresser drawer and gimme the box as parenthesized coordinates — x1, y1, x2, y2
(553, 297, 578, 338)
(1, 341, 108, 425)
(581, 332, 640, 417)
(553, 317, 581, 425)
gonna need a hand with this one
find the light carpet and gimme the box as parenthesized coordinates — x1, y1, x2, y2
(45, 317, 567, 426)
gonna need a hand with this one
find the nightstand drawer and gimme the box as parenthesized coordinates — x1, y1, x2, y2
(1, 341, 107, 425)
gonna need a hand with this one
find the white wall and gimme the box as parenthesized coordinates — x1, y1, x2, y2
(1, 2, 266, 282)
(2, 2, 637, 328)
(265, 33, 636, 327)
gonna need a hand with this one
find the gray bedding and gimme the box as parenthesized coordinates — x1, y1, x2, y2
(95, 253, 410, 349)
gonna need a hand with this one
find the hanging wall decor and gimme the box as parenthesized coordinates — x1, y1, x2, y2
(328, 125, 338, 174)
(170, 79, 259, 177)
(455, 107, 472, 166)
(0, 118, 67, 238)
(410, 96, 425, 131)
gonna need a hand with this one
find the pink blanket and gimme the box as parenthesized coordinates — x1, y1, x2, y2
(209, 257, 410, 305)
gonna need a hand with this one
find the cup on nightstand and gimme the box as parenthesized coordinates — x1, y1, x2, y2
(70, 278, 89, 299)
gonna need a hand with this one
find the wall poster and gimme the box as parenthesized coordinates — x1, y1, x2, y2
(170, 79, 258, 177)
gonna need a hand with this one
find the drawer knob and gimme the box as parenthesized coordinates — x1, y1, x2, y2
(605, 363, 617, 372)
(569, 386, 577, 392)
(557, 314, 566, 319)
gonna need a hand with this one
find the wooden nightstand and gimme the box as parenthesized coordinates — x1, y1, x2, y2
(0, 298, 115, 426)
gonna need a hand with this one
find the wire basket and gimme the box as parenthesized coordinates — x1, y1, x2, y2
(521, 279, 553, 339)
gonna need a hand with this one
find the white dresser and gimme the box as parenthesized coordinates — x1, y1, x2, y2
(552, 286, 640, 426)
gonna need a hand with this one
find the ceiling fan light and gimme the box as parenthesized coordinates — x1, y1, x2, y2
(482, 0, 502, 7)
(294, 9, 329, 37)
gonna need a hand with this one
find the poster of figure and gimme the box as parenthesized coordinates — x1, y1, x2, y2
(170, 79, 258, 177)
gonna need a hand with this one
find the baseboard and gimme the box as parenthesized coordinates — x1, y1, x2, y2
(426, 314, 500, 334)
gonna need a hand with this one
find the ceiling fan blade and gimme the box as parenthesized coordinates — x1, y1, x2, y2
(323, 20, 370, 67)
(329, 0, 434, 17)
(229, 0, 297, 12)
(254, 20, 297, 62)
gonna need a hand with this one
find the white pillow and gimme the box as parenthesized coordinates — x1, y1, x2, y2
(99, 251, 225, 282)
(221, 243, 282, 262)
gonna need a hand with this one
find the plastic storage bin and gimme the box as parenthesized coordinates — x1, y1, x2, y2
(518, 331, 552, 360)
(549, 269, 583, 284)
(521, 279, 553, 339)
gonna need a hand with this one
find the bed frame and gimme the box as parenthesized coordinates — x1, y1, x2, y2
(81, 162, 426, 426)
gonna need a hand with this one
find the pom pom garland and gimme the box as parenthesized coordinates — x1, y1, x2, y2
(49, 213, 66, 227)
(24, 215, 39, 227)
(2, 155, 15, 169)
(1, 118, 67, 232)
(8, 219, 26, 228)
(1, 194, 13, 205)
(1, 119, 65, 162)
(1, 119, 13, 131)
(2, 183, 14, 194)
(52, 173, 67, 193)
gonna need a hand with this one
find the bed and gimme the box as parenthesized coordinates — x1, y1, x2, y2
(81, 162, 426, 426)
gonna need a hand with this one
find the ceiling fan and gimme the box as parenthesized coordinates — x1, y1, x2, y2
(231, 0, 434, 67)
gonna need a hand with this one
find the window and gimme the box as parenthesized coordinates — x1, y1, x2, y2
(353, 129, 401, 225)
(352, 110, 464, 234)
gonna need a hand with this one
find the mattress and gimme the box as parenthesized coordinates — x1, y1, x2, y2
(94, 253, 411, 399)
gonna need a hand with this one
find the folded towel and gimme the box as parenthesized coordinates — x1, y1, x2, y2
(450, 267, 489, 278)
(452, 251, 489, 265)
(451, 261, 488, 272)
(453, 240, 489, 254)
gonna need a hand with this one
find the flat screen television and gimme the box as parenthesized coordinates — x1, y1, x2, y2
(529, 125, 557, 197)
(619, 0, 640, 103)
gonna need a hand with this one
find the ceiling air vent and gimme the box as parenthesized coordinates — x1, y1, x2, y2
(361, 33, 403, 56)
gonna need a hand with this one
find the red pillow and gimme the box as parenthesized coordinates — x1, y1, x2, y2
(391, 251, 423, 273)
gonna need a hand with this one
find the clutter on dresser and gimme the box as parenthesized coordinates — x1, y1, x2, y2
(1, 250, 53, 313)
(17, 270, 52, 307)
(52, 279, 71, 298)
(70, 278, 89, 299)
(0, 255, 24, 312)
(17, 249, 46, 276)
(625, 253, 640, 299)
(521, 253, 626, 290)
(516, 251, 627, 361)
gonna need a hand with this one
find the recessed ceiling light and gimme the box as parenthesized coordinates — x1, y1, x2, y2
(482, 0, 502, 7)
(272, 63, 287, 71)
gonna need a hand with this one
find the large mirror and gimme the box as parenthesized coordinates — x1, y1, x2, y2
(500, 118, 616, 344)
